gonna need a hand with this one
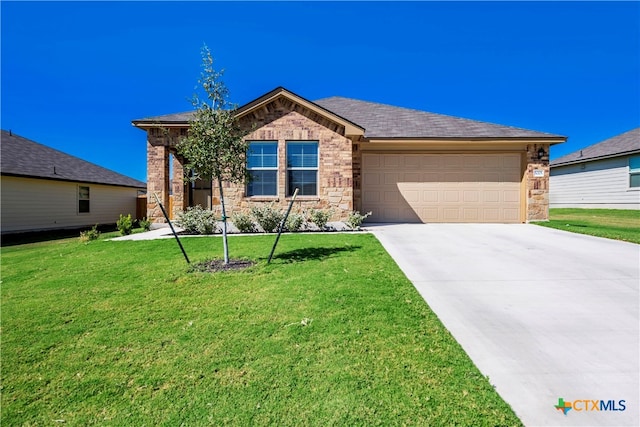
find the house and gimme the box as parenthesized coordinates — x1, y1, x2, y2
(1, 130, 146, 234)
(550, 128, 640, 209)
(132, 87, 566, 224)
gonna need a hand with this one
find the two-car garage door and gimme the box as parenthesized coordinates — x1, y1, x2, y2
(362, 153, 522, 223)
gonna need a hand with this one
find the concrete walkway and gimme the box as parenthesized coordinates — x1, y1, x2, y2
(368, 224, 639, 427)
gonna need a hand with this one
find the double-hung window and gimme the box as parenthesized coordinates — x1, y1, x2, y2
(630, 156, 640, 188)
(78, 186, 90, 213)
(247, 142, 278, 196)
(287, 141, 318, 196)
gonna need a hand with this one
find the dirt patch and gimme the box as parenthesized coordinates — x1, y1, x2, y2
(189, 259, 255, 273)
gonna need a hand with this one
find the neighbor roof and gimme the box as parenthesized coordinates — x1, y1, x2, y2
(1, 130, 146, 188)
(133, 86, 565, 140)
(551, 127, 640, 167)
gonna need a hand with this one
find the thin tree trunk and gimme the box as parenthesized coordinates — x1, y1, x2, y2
(218, 180, 229, 264)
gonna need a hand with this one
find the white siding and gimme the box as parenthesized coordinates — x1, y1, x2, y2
(1, 176, 140, 233)
(550, 156, 640, 209)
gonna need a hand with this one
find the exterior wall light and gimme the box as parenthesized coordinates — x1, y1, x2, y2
(537, 147, 546, 160)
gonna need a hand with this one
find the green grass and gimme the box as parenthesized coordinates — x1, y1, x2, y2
(1, 233, 522, 426)
(535, 208, 640, 243)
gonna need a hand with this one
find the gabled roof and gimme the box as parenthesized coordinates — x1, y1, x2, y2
(1, 130, 146, 188)
(551, 127, 640, 167)
(133, 86, 565, 141)
(314, 96, 564, 140)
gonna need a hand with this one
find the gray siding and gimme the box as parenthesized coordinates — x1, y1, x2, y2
(1, 176, 139, 233)
(550, 155, 640, 209)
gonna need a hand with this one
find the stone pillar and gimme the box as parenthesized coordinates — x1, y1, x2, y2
(171, 154, 187, 220)
(525, 144, 550, 221)
(147, 141, 170, 225)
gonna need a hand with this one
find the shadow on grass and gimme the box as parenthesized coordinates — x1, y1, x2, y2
(1, 224, 118, 247)
(274, 245, 362, 263)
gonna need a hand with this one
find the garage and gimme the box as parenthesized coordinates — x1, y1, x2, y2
(362, 153, 523, 223)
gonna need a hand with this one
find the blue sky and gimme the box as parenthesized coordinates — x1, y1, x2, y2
(2, 1, 638, 183)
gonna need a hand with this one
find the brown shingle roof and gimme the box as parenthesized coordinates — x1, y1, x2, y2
(1, 130, 146, 188)
(132, 111, 194, 124)
(314, 96, 564, 139)
(132, 87, 565, 140)
(550, 127, 640, 166)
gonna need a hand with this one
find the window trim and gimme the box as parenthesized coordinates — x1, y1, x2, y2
(78, 185, 90, 214)
(629, 155, 640, 190)
(246, 141, 278, 197)
(286, 141, 319, 197)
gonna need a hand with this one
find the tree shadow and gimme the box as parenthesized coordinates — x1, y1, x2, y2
(274, 245, 362, 263)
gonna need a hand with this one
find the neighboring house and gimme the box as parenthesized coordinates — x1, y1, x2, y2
(132, 87, 566, 224)
(550, 128, 640, 210)
(1, 130, 146, 234)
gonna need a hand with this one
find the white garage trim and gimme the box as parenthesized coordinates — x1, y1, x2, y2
(362, 153, 524, 223)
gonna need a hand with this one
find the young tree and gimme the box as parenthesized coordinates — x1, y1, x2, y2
(177, 45, 249, 264)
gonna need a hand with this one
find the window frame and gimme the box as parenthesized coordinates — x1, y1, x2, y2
(629, 155, 640, 189)
(286, 141, 319, 197)
(246, 141, 279, 197)
(78, 185, 90, 214)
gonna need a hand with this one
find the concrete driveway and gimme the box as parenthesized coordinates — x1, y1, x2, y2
(369, 224, 639, 427)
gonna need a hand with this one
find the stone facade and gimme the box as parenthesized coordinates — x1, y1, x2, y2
(525, 143, 550, 221)
(224, 98, 354, 220)
(144, 98, 355, 224)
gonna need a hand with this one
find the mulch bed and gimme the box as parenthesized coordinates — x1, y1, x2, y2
(189, 259, 255, 273)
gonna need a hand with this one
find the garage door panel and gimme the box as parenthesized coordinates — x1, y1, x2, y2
(443, 157, 463, 168)
(504, 208, 520, 221)
(404, 156, 421, 168)
(404, 172, 421, 181)
(483, 191, 500, 203)
(362, 153, 522, 223)
(503, 155, 521, 169)
(384, 155, 400, 168)
(384, 173, 399, 184)
(483, 208, 500, 221)
(463, 190, 480, 202)
(504, 190, 520, 203)
(443, 190, 460, 202)
(443, 207, 461, 221)
(363, 190, 380, 203)
(363, 173, 380, 186)
(423, 190, 438, 202)
(463, 208, 480, 221)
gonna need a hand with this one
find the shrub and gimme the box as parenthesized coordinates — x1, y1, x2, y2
(285, 212, 305, 232)
(251, 203, 284, 233)
(232, 212, 256, 233)
(309, 209, 332, 230)
(117, 214, 133, 236)
(177, 206, 219, 235)
(347, 211, 372, 230)
(79, 224, 100, 243)
(139, 217, 151, 232)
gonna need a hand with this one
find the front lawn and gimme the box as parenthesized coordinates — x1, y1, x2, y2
(1, 233, 521, 426)
(535, 208, 640, 243)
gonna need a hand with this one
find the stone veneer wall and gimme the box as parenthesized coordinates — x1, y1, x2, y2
(213, 98, 355, 221)
(146, 143, 170, 224)
(525, 143, 550, 221)
(145, 128, 189, 224)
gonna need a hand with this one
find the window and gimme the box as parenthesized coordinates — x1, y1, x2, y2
(247, 142, 278, 196)
(78, 186, 90, 213)
(287, 141, 318, 196)
(630, 156, 640, 188)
